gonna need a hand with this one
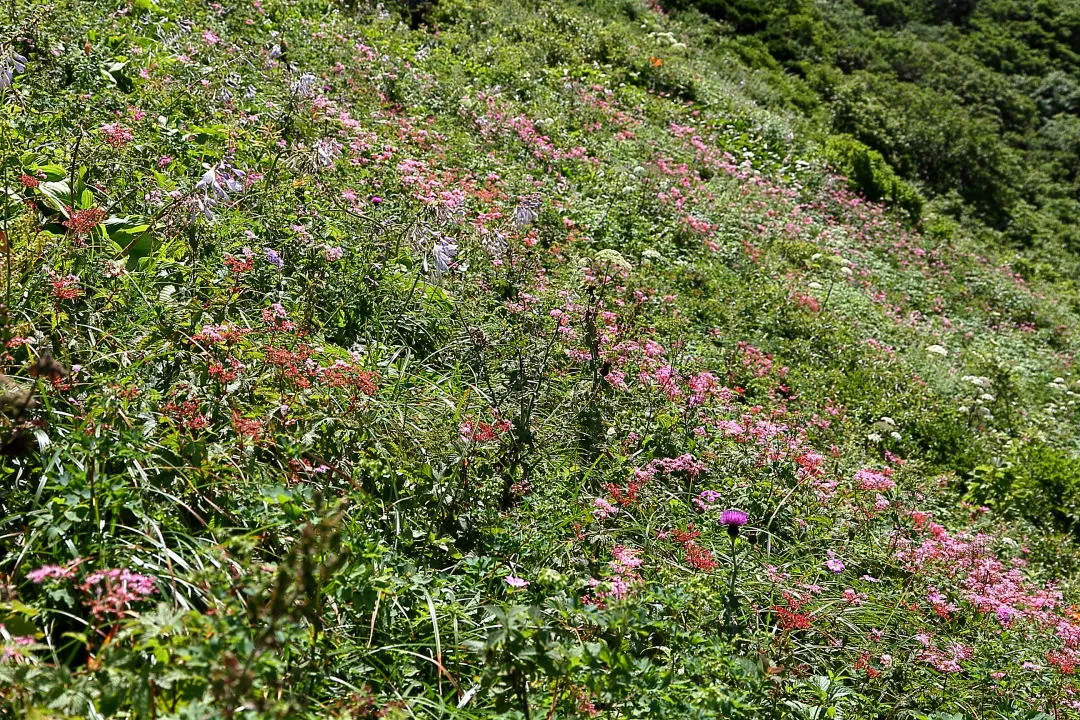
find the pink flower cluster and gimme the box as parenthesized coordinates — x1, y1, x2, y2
(101, 123, 134, 148)
(28, 563, 156, 619)
(583, 546, 642, 608)
(27, 564, 78, 583)
(854, 468, 896, 492)
(0, 627, 34, 664)
(80, 569, 157, 618)
(632, 454, 707, 484)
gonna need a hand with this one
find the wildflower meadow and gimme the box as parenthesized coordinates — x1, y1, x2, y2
(2, 0, 1080, 717)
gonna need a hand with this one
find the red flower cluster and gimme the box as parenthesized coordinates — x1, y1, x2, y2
(208, 359, 243, 383)
(1048, 649, 1077, 675)
(668, 525, 718, 571)
(224, 254, 254, 273)
(459, 419, 510, 443)
(266, 345, 316, 389)
(603, 479, 645, 507)
(772, 605, 812, 631)
(50, 274, 83, 301)
(853, 653, 881, 679)
(63, 207, 107, 237)
(162, 398, 209, 431)
(684, 543, 718, 572)
(231, 410, 263, 441)
(320, 363, 379, 396)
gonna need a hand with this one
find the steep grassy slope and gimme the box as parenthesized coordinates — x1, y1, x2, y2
(3, 0, 1080, 717)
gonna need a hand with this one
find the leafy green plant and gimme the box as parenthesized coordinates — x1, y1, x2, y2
(824, 134, 924, 219)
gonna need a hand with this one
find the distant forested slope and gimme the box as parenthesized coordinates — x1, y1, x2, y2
(665, 0, 1080, 263)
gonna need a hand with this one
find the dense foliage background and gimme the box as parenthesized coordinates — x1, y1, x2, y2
(668, 0, 1080, 269)
(1, 0, 1080, 717)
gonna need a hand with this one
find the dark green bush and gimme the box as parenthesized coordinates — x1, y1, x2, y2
(824, 134, 924, 219)
(1011, 443, 1080, 532)
(965, 443, 1080, 533)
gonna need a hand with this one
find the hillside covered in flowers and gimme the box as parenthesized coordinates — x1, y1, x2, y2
(3, 0, 1080, 717)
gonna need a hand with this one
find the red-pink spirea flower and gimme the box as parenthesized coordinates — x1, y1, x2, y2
(854, 468, 896, 492)
(592, 497, 618, 520)
(101, 122, 134, 148)
(459, 418, 510, 443)
(684, 543, 718, 571)
(27, 564, 77, 583)
(0, 631, 34, 664)
(50, 275, 83, 301)
(583, 546, 643, 608)
(63, 207, 107, 237)
(773, 604, 812, 630)
(80, 568, 157, 618)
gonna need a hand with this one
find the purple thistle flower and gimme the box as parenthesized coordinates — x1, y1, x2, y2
(721, 509, 748, 538)
(721, 509, 748, 527)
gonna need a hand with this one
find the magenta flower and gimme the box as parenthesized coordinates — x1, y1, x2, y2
(693, 489, 723, 512)
(27, 565, 76, 584)
(504, 575, 529, 589)
(80, 568, 157, 618)
(721, 509, 748, 538)
(720, 509, 747, 527)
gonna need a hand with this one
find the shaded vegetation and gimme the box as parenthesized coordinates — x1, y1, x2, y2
(668, 0, 1080, 261)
